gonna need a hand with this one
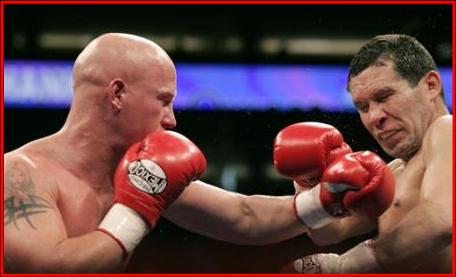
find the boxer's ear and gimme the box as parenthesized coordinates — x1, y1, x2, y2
(422, 70, 442, 101)
(108, 78, 125, 112)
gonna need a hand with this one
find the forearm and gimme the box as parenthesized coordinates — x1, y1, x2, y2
(232, 194, 309, 245)
(53, 231, 127, 272)
(179, 194, 308, 245)
(372, 201, 452, 272)
(165, 181, 308, 245)
(7, 231, 126, 273)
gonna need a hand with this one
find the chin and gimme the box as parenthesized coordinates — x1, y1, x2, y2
(378, 141, 404, 159)
(380, 134, 414, 159)
(387, 144, 419, 161)
(383, 149, 399, 159)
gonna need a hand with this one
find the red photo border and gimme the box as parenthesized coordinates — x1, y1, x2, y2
(1, 1, 454, 276)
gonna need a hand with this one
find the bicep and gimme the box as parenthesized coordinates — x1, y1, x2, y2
(421, 117, 452, 205)
(4, 158, 68, 270)
(416, 117, 453, 240)
(5, 203, 69, 270)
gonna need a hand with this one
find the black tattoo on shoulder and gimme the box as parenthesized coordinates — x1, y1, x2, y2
(4, 161, 52, 230)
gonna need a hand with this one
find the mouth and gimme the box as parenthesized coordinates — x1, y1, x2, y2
(377, 130, 400, 142)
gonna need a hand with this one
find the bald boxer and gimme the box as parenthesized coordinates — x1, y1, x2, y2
(4, 33, 302, 272)
(283, 34, 452, 273)
(5, 33, 347, 273)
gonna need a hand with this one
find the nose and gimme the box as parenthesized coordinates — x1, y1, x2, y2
(368, 102, 387, 128)
(161, 107, 177, 129)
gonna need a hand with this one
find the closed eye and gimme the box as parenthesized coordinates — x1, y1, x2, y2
(376, 94, 390, 103)
(374, 88, 394, 103)
(357, 106, 368, 113)
(354, 102, 368, 113)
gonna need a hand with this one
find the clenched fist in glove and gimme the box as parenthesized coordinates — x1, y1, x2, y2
(273, 122, 352, 189)
(98, 131, 207, 257)
(320, 151, 395, 219)
(294, 151, 395, 229)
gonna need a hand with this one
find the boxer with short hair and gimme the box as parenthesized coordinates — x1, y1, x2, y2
(282, 34, 452, 273)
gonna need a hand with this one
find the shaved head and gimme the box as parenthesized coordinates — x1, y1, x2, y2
(65, 33, 177, 144)
(73, 33, 174, 89)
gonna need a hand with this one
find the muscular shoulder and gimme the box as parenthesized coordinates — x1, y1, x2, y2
(4, 149, 59, 203)
(422, 115, 452, 162)
(427, 115, 452, 136)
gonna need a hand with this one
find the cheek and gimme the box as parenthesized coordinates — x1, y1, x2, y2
(395, 98, 426, 122)
(130, 101, 159, 125)
(140, 99, 161, 115)
(145, 103, 165, 125)
(359, 113, 372, 131)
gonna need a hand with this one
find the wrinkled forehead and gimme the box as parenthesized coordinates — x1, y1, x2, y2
(348, 62, 401, 95)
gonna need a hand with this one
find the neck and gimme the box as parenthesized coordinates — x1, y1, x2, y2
(401, 102, 450, 162)
(53, 115, 129, 191)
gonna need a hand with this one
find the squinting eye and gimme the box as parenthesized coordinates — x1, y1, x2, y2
(379, 95, 389, 102)
(357, 106, 368, 113)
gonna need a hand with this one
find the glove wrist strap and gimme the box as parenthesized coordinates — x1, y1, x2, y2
(97, 203, 150, 259)
(294, 185, 336, 229)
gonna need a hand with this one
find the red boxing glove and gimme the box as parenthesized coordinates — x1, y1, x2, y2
(320, 151, 395, 219)
(114, 130, 207, 226)
(98, 131, 206, 257)
(293, 151, 394, 229)
(273, 122, 352, 188)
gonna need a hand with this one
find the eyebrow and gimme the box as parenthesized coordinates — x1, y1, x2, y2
(374, 87, 395, 95)
(353, 87, 395, 108)
(353, 100, 365, 109)
(157, 91, 175, 101)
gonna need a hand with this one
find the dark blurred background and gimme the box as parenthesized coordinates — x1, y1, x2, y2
(4, 4, 453, 273)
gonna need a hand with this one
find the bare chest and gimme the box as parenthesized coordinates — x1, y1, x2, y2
(56, 178, 114, 237)
(378, 155, 452, 272)
(378, 157, 424, 232)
